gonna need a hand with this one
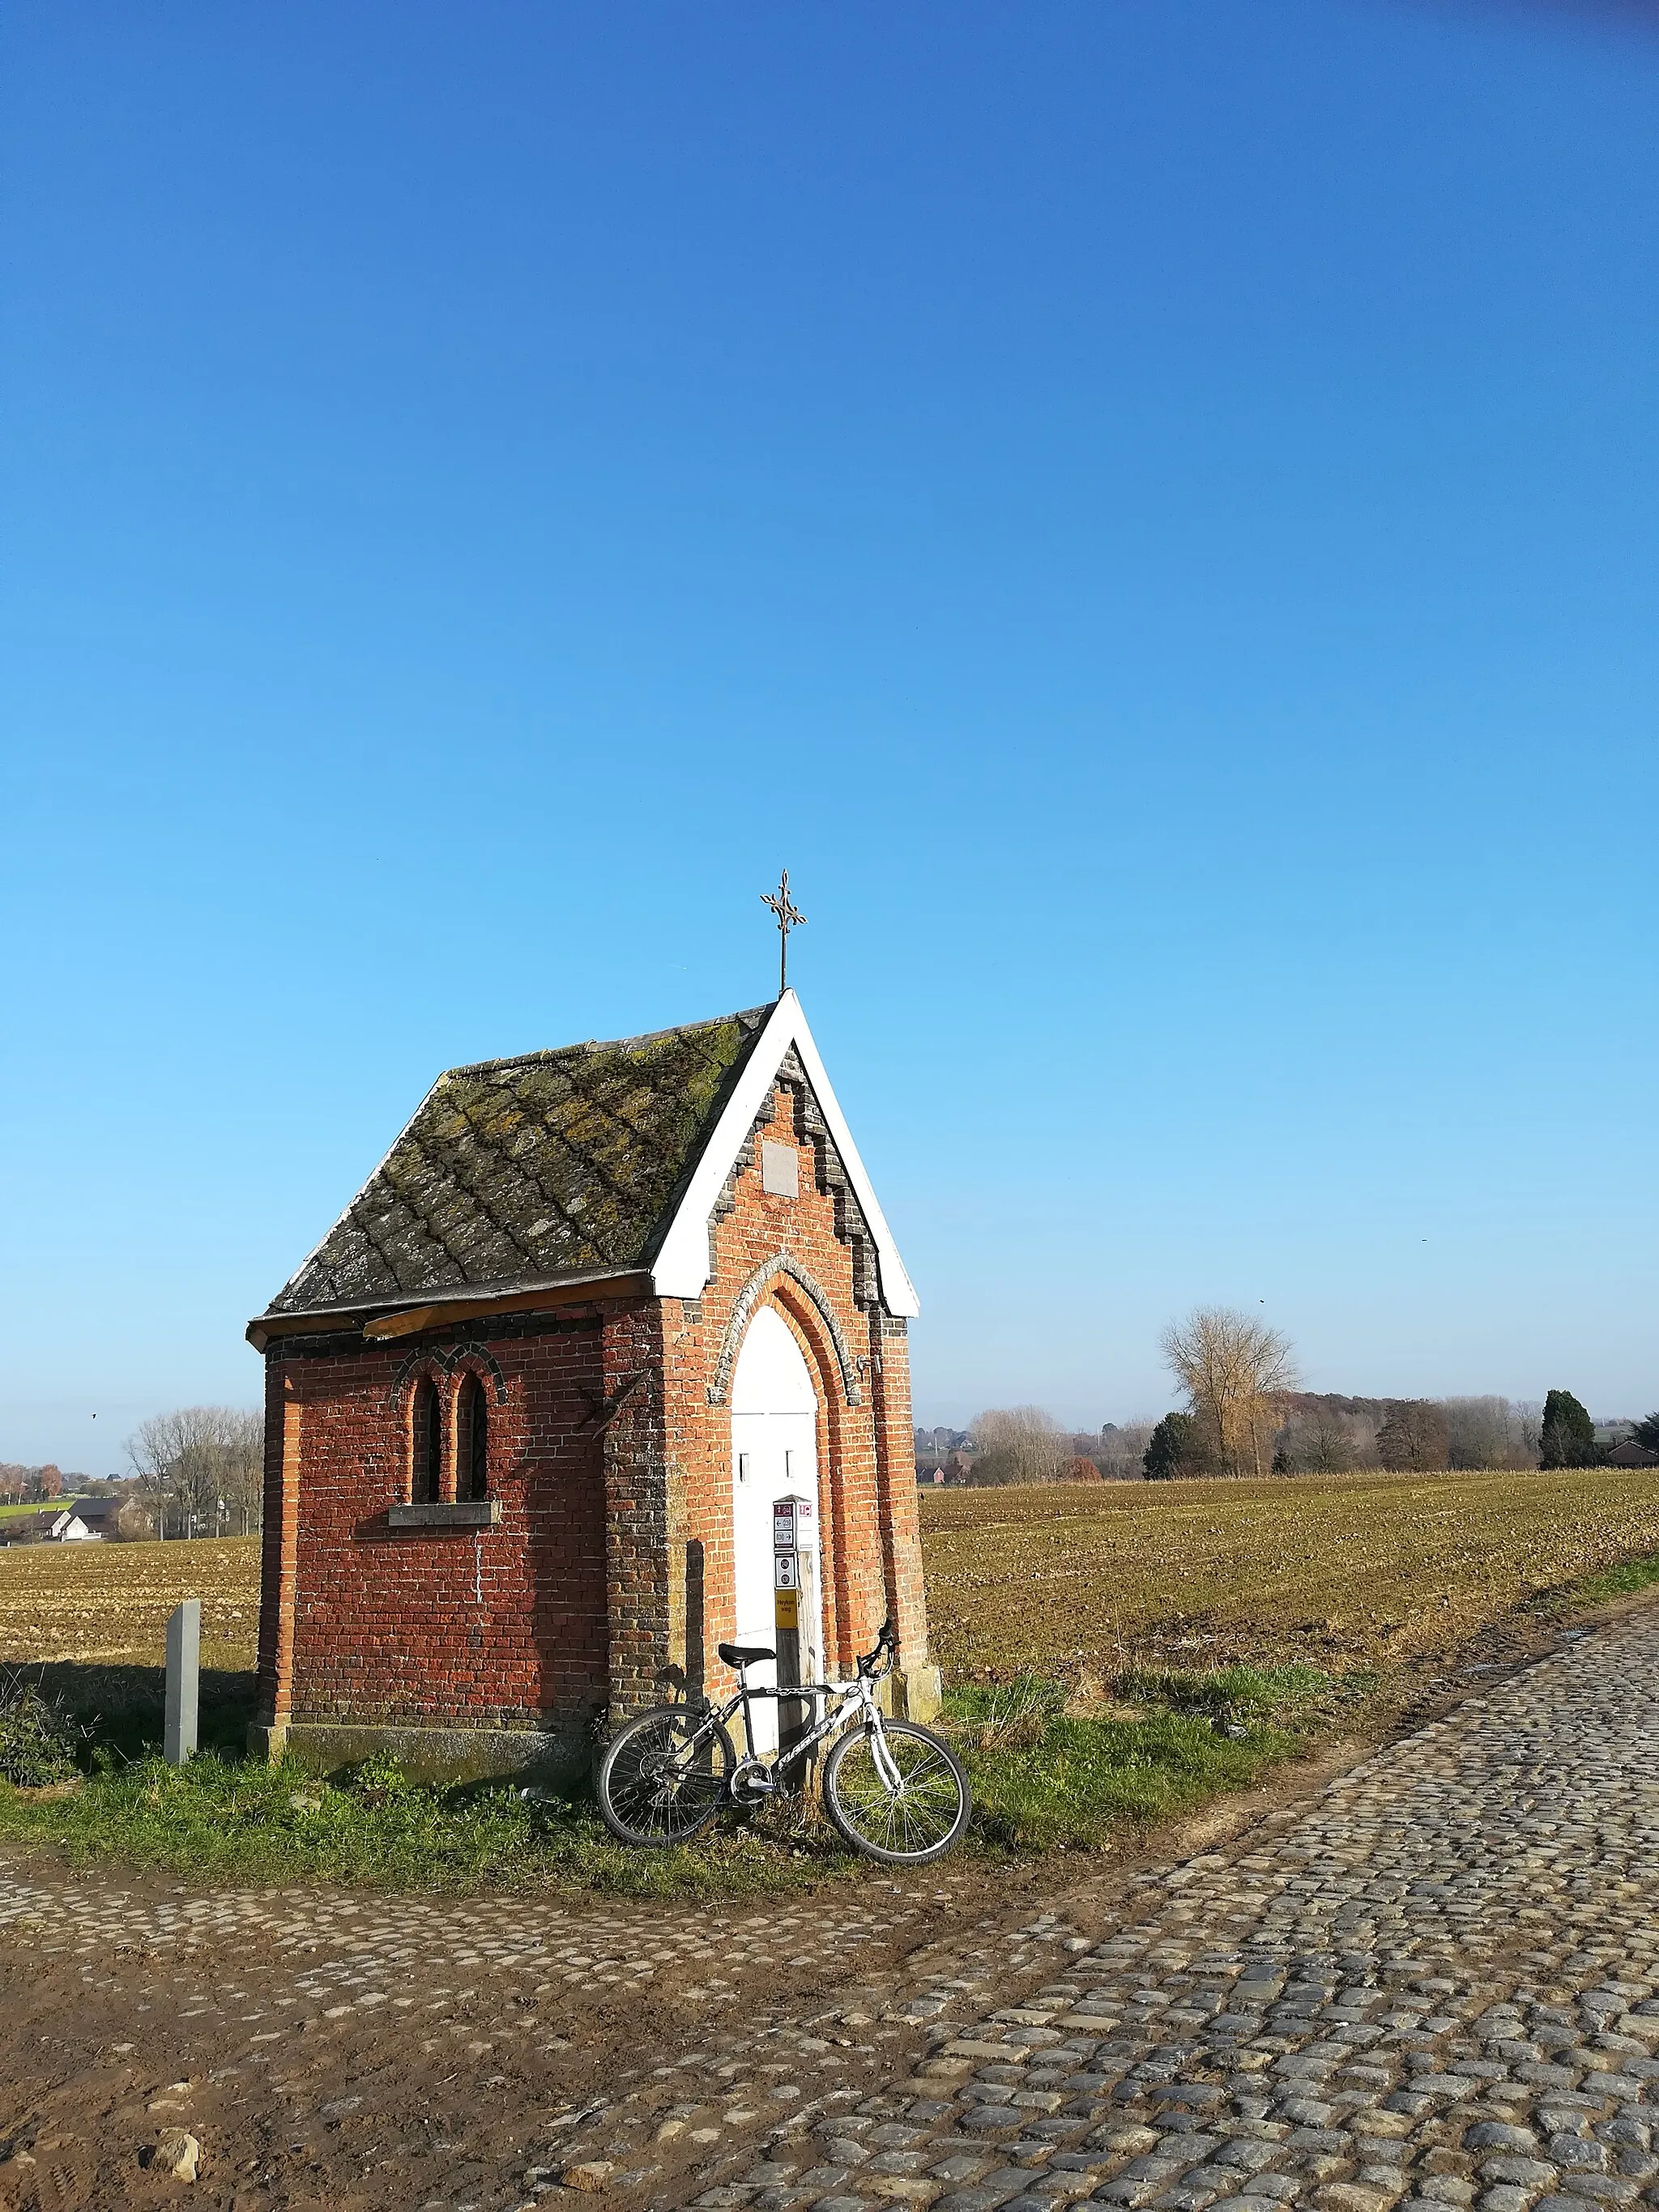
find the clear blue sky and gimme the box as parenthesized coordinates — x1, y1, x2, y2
(3, 2, 1655, 1473)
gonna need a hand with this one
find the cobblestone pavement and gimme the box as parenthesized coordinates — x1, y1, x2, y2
(0, 1862, 939, 2011)
(2, 1613, 1653, 2212)
(606, 1615, 1659, 2212)
(0, 1839, 1002, 2205)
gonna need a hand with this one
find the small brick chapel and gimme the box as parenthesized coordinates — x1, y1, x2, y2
(249, 991, 938, 1778)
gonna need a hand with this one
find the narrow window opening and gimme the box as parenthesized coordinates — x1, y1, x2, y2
(412, 1379, 441, 1504)
(737, 1452, 751, 1485)
(458, 1374, 489, 1502)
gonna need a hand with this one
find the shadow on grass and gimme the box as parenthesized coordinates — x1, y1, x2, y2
(23, 1661, 258, 1762)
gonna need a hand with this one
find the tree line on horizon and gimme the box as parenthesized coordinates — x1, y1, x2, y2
(2, 1410, 265, 1540)
(932, 1310, 1657, 1486)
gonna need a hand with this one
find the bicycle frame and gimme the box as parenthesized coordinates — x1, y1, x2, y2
(685, 1663, 902, 1792)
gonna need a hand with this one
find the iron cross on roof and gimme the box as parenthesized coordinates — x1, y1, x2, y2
(761, 869, 807, 996)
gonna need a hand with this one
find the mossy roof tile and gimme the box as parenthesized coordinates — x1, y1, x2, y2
(265, 1004, 772, 1317)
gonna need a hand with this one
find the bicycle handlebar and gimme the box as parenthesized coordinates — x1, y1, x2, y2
(855, 1616, 899, 1677)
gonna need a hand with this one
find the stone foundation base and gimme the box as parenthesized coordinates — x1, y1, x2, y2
(889, 1664, 943, 1724)
(247, 1717, 592, 1787)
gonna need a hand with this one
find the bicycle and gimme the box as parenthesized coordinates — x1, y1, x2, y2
(595, 1617, 971, 1865)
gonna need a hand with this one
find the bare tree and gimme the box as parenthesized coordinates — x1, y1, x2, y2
(1442, 1396, 1519, 1470)
(1098, 1421, 1157, 1481)
(1159, 1307, 1299, 1478)
(1275, 1401, 1373, 1474)
(1511, 1400, 1544, 1465)
(1376, 1400, 1449, 1472)
(126, 1407, 263, 1538)
(966, 1407, 1067, 1486)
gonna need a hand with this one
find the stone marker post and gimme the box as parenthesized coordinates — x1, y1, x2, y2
(165, 1598, 201, 1767)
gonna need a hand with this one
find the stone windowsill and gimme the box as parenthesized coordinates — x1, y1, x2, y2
(387, 1500, 502, 1529)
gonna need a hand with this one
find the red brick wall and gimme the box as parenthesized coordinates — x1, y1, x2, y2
(260, 1316, 611, 1733)
(254, 1365, 300, 1731)
(600, 1301, 673, 1717)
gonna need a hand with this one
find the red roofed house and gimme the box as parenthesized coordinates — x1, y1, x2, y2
(248, 993, 938, 1779)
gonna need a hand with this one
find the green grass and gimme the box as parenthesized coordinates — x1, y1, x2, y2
(0, 1662, 1344, 1891)
(15, 1575, 1652, 1890)
(0, 1669, 855, 1896)
(1573, 1550, 1659, 1605)
(1113, 1661, 1346, 1720)
(943, 1664, 1335, 1853)
(0, 1745, 855, 1899)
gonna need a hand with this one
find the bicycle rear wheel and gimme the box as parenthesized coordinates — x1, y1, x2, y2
(822, 1719, 970, 1865)
(597, 1707, 736, 1847)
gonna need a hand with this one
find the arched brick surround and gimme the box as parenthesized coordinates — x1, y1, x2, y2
(706, 1253, 863, 1409)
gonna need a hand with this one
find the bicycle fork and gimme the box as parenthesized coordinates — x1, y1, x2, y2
(866, 1714, 905, 1792)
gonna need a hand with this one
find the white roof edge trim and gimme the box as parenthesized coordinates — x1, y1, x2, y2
(649, 991, 920, 1318)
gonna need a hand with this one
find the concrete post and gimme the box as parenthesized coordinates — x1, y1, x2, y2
(165, 1599, 200, 1767)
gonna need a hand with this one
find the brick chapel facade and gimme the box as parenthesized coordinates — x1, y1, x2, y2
(249, 994, 937, 1779)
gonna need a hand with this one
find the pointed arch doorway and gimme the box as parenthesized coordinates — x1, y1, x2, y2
(729, 1303, 824, 1754)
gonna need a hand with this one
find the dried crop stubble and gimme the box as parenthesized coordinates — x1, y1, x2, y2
(0, 1536, 258, 1671)
(919, 1465, 1659, 1680)
(6, 1471, 1659, 1690)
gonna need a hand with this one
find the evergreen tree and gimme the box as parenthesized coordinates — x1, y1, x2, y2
(1539, 1388, 1597, 1468)
(1631, 1412, 1659, 1453)
(1143, 1412, 1208, 1481)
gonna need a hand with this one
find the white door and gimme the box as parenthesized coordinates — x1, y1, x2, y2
(730, 1305, 822, 1754)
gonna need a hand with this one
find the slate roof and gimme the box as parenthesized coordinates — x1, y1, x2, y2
(265, 1005, 774, 1319)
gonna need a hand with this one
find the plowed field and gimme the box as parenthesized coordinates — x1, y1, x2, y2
(0, 1536, 258, 1672)
(919, 1464, 1659, 1681)
(3, 1468, 1657, 1690)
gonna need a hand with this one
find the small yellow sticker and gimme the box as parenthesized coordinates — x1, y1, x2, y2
(774, 1588, 800, 1630)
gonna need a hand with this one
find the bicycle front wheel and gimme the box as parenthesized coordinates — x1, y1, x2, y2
(597, 1707, 736, 1847)
(822, 1719, 970, 1865)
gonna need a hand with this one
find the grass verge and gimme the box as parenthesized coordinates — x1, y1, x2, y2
(0, 1664, 1337, 1892)
(1573, 1550, 1659, 1605)
(948, 1664, 1337, 1852)
(0, 1744, 849, 1899)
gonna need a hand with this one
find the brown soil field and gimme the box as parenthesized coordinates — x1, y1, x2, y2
(0, 1536, 258, 1673)
(919, 1463, 1659, 1681)
(3, 1468, 1657, 1692)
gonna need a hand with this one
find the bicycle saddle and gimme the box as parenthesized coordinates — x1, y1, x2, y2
(719, 1642, 775, 1667)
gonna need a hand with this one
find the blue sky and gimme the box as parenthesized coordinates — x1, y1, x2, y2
(2, 2, 1655, 1473)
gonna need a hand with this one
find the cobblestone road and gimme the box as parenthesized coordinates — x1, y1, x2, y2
(642, 1615, 1659, 2212)
(0, 1864, 938, 2015)
(2, 1612, 1653, 2212)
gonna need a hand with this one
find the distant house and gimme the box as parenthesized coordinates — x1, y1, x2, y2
(0, 1507, 100, 1546)
(66, 1498, 134, 1539)
(1605, 1440, 1659, 1469)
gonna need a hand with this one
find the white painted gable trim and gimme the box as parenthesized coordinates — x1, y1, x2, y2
(649, 991, 920, 1318)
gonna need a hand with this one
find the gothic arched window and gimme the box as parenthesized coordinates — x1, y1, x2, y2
(456, 1373, 488, 1503)
(412, 1377, 442, 1504)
